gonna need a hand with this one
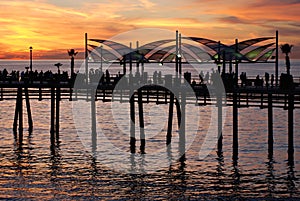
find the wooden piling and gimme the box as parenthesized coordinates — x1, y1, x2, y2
(130, 92, 136, 153)
(260, 93, 264, 108)
(56, 87, 60, 140)
(24, 88, 33, 133)
(13, 89, 20, 136)
(91, 89, 97, 150)
(217, 93, 223, 152)
(50, 87, 55, 145)
(268, 93, 273, 157)
(38, 87, 42, 101)
(179, 90, 186, 157)
(175, 98, 181, 129)
(288, 93, 294, 159)
(138, 89, 145, 154)
(166, 93, 174, 145)
(69, 88, 73, 101)
(18, 87, 23, 145)
(75, 88, 78, 101)
(233, 91, 238, 159)
(0, 88, 3, 101)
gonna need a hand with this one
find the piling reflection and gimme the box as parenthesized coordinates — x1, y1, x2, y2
(128, 153, 146, 174)
(13, 139, 24, 178)
(49, 142, 61, 183)
(216, 150, 225, 188)
(231, 154, 240, 197)
(266, 155, 275, 197)
(287, 150, 296, 196)
(12, 131, 33, 185)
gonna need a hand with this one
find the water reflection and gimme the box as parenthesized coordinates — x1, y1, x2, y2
(231, 155, 240, 197)
(216, 151, 225, 191)
(128, 153, 146, 174)
(13, 131, 31, 168)
(0, 100, 299, 199)
(13, 140, 24, 179)
(49, 142, 61, 183)
(287, 153, 297, 197)
(266, 155, 275, 197)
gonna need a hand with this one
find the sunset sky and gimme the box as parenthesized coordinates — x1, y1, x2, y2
(0, 0, 299, 59)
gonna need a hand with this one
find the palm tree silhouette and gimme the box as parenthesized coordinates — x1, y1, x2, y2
(280, 44, 293, 75)
(68, 49, 78, 77)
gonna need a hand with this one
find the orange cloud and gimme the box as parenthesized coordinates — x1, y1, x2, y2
(0, 0, 299, 59)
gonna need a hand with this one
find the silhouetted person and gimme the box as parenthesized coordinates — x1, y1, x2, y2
(240, 72, 244, 87)
(255, 75, 260, 87)
(153, 71, 158, 84)
(192, 79, 196, 86)
(199, 74, 204, 84)
(3, 68, 8, 78)
(271, 74, 274, 87)
(242, 72, 245, 87)
(158, 71, 162, 84)
(265, 72, 269, 88)
(205, 72, 209, 84)
(105, 70, 110, 83)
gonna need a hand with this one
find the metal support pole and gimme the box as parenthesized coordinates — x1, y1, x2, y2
(275, 30, 279, 87)
(235, 39, 239, 86)
(175, 30, 179, 75)
(136, 41, 140, 70)
(179, 33, 182, 76)
(129, 42, 132, 72)
(218, 41, 221, 73)
(85, 33, 88, 85)
(29, 47, 33, 72)
(100, 45, 103, 72)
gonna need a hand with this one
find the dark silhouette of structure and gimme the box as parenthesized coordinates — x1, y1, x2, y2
(1, 31, 299, 166)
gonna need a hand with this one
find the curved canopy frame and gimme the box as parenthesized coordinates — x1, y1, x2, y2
(88, 36, 276, 63)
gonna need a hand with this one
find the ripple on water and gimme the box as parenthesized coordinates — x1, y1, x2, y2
(0, 99, 299, 199)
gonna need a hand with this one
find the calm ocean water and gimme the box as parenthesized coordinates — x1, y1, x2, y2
(0, 59, 299, 200)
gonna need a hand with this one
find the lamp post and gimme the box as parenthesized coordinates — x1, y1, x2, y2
(68, 49, 78, 78)
(29, 46, 33, 72)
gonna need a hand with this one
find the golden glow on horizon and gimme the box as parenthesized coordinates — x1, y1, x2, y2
(0, 0, 299, 59)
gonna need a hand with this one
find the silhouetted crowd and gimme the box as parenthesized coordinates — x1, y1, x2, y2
(0, 68, 295, 89)
(0, 68, 70, 83)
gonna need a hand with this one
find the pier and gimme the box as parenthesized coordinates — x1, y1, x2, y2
(1, 31, 299, 162)
(1, 75, 299, 158)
